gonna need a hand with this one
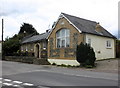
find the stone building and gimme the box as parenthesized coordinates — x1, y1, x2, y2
(21, 32, 49, 58)
(47, 13, 116, 65)
(20, 13, 116, 66)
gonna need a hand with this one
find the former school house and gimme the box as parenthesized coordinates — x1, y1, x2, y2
(21, 13, 116, 65)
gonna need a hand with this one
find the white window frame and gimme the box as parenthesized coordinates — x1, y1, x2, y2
(56, 29, 70, 48)
(106, 40, 112, 48)
(21, 46, 23, 51)
(43, 42, 47, 49)
(26, 45, 28, 51)
(87, 38, 91, 46)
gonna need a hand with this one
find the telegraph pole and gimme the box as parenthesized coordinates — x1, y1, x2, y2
(2, 19, 4, 60)
(2, 19, 3, 43)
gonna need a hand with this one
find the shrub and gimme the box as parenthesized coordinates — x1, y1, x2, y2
(52, 62, 56, 65)
(76, 42, 96, 67)
(61, 64, 67, 67)
(116, 40, 120, 58)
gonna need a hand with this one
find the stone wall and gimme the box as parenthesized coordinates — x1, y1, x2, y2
(5, 56, 50, 65)
(48, 17, 84, 60)
(21, 40, 48, 58)
(5, 56, 35, 64)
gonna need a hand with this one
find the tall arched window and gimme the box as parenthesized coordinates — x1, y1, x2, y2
(56, 29, 70, 48)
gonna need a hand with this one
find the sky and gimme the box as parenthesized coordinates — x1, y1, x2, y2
(0, 0, 119, 40)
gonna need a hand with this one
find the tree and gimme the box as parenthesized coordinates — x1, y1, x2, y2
(76, 42, 96, 67)
(3, 23, 39, 56)
(19, 23, 39, 35)
(3, 35, 20, 56)
(76, 43, 88, 63)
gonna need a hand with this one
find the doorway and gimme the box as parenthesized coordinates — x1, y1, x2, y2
(35, 44, 40, 58)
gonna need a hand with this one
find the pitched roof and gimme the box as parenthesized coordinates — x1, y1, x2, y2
(61, 13, 116, 38)
(21, 32, 49, 44)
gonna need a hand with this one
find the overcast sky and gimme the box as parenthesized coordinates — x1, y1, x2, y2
(0, 0, 119, 40)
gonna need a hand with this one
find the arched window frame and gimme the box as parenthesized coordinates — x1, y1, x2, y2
(56, 29, 70, 48)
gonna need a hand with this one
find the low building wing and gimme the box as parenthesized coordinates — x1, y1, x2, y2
(21, 32, 49, 44)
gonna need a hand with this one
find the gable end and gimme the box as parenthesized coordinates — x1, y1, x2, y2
(47, 13, 81, 39)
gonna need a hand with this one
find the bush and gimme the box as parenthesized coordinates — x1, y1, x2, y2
(116, 40, 120, 58)
(76, 42, 96, 67)
(52, 62, 56, 65)
(61, 64, 67, 67)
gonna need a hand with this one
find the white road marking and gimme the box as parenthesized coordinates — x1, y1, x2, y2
(3, 83, 13, 86)
(0, 78, 2, 80)
(4, 79, 12, 82)
(1, 78, 35, 87)
(13, 84, 20, 87)
(23, 83, 34, 86)
(12, 81, 23, 84)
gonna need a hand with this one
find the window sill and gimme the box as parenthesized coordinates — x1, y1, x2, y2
(106, 47, 112, 49)
(56, 47, 70, 49)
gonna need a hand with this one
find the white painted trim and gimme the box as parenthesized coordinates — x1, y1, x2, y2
(47, 14, 63, 39)
(106, 40, 112, 48)
(56, 29, 70, 48)
(62, 14, 82, 33)
(48, 59, 80, 66)
(47, 13, 81, 39)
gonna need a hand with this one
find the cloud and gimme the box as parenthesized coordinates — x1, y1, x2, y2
(1, 17, 20, 38)
(0, 0, 47, 16)
(0, 0, 119, 39)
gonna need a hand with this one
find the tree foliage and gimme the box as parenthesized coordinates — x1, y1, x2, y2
(76, 42, 96, 67)
(19, 23, 39, 35)
(3, 35, 21, 56)
(3, 23, 39, 56)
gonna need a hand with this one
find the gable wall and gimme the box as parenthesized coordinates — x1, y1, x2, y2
(48, 17, 84, 60)
(85, 34, 116, 60)
(21, 40, 48, 58)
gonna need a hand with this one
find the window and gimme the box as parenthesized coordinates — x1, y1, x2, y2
(43, 42, 47, 49)
(26, 45, 28, 51)
(88, 38, 91, 46)
(56, 29, 70, 48)
(21, 46, 23, 51)
(106, 40, 112, 48)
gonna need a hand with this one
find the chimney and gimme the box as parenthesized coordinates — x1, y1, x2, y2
(95, 22, 102, 33)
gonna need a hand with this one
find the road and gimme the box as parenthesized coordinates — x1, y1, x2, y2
(1, 61, 119, 88)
